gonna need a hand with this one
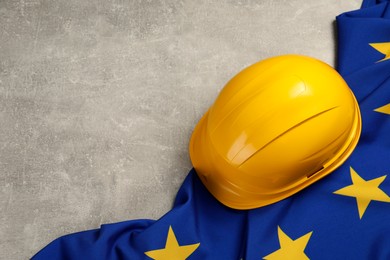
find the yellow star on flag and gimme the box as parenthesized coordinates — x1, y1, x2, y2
(374, 103, 390, 115)
(334, 167, 390, 219)
(263, 226, 313, 260)
(144, 226, 200, 260)
(369, 42, 390, 62)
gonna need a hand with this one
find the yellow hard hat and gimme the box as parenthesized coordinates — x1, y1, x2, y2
(189, 54, 361, 210)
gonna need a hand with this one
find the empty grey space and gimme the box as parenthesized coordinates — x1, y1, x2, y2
(0, 0, 360, 259)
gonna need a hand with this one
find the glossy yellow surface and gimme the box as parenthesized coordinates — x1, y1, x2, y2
(189, 55, 361, 209)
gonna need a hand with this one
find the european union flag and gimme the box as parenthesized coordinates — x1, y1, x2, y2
(33, 0, 390, 259)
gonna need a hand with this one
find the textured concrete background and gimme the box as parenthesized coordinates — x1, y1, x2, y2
(0, 0, 360, 259)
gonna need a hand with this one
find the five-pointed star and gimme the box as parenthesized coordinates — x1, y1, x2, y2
(374, 103, 390, 115)
(263, 226, 312, 260)
(334, 167, 390, 219)
(144, 226, 200, 260)
(369, 42, 390, 62)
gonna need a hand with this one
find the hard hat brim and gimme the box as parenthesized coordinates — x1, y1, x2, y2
(189, 91, 362, 210)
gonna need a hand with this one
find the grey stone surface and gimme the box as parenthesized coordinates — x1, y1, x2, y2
(0, 0, 360, 259)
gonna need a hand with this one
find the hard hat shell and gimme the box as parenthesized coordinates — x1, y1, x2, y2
(189, 55, 361, 210)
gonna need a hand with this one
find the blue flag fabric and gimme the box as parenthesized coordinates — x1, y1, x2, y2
(33, 0, 390, 259)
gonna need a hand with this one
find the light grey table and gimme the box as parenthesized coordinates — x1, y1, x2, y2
(0, 0, 360, 258)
